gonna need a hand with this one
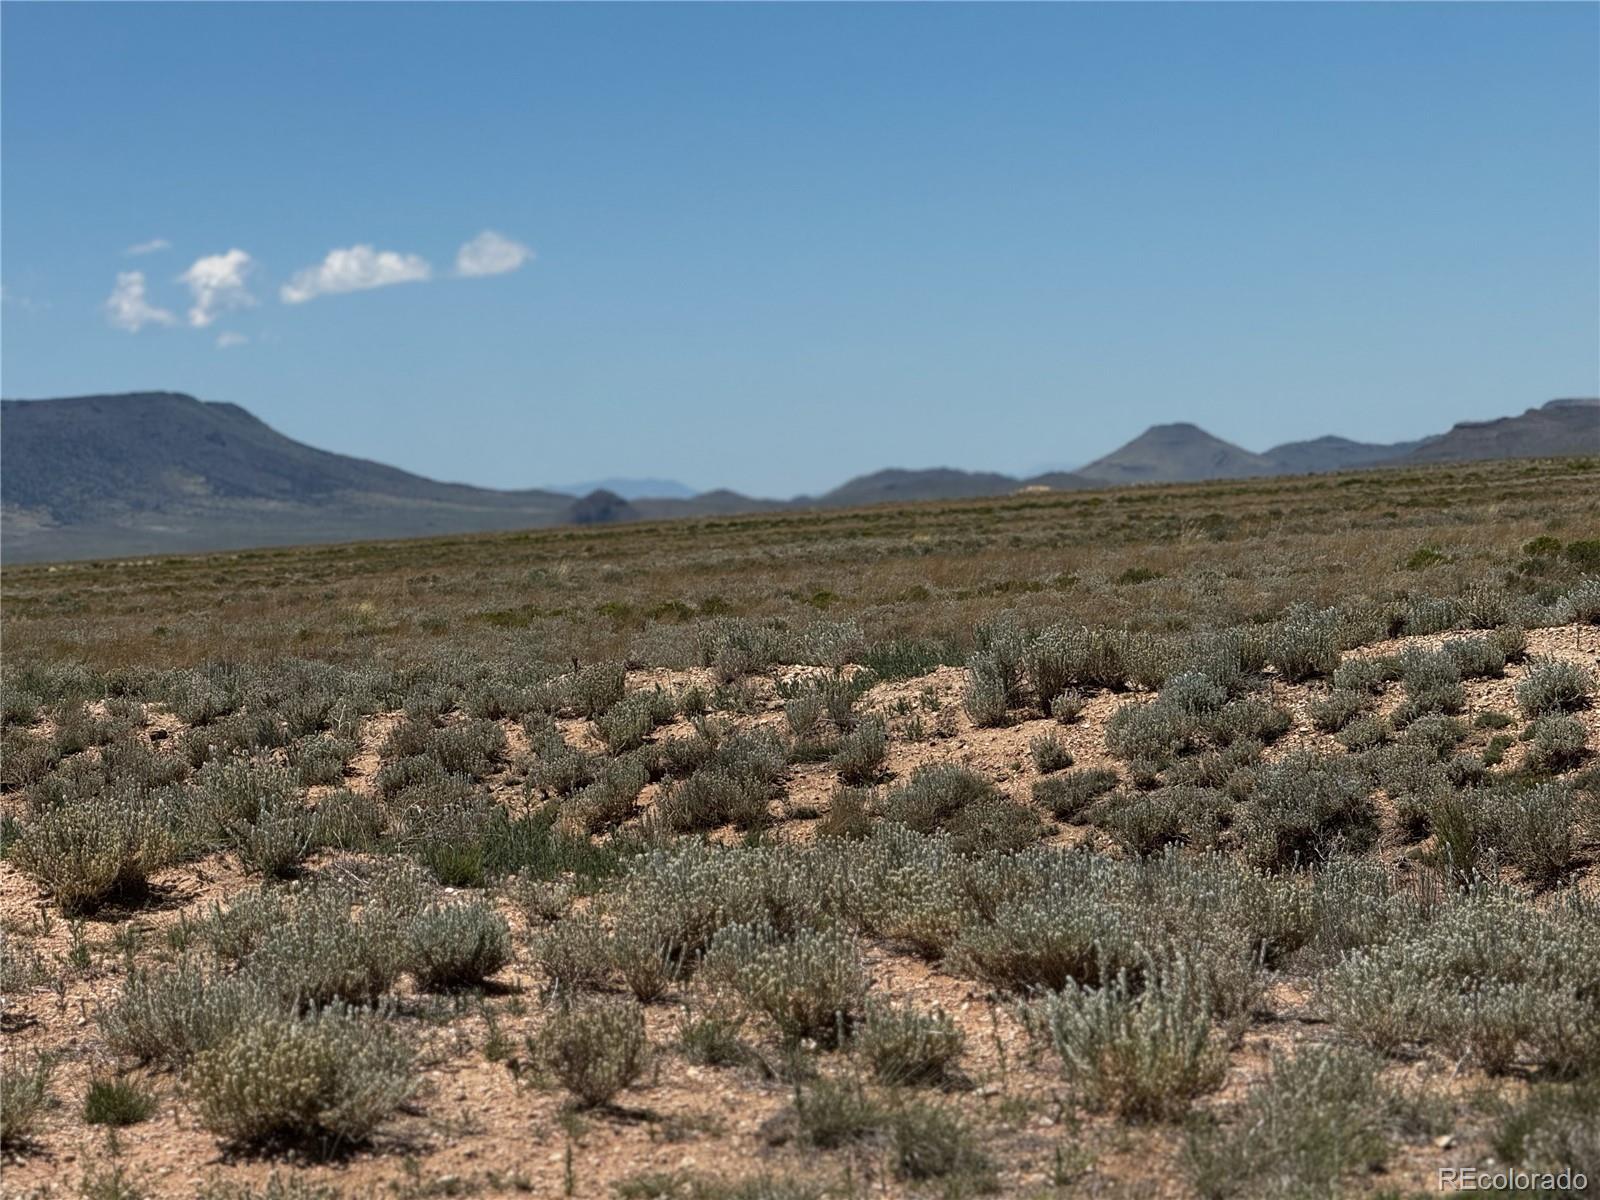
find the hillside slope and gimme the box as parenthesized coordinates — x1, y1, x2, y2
(0, 392, 577, 561)
(1401, 398, 1599, 464)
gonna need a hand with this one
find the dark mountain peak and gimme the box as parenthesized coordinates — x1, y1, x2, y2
(567, 489, 640, 525)
(1077, 423, 1274, 484)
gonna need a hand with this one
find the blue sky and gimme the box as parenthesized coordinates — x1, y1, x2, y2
(3, 3, 1596, 496)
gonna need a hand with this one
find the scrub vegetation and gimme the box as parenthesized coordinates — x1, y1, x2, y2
(2, 455, 1598, 1197)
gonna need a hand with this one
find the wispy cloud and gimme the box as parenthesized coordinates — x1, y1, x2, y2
(106, 271, 177, 331)
(2, 285, 48, 312)
(125, 237, 171, 256)
(455, 230, 533, 277)
(280, 244, 432, 304)
(180, 249, 255, 327)
(216, 331, 249, 349)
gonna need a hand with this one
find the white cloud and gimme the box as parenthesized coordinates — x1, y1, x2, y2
(105, 271, 177, 331)
(455, 230, 533, 277)
(125, 238, 171, 256)
(216, 331, 248, 349)
(180, 249, 255, 327)
(280, 244, 432, 304)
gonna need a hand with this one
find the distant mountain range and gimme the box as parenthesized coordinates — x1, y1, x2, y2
(547, 477, 698, 500)
(2, 392, 1595, 563)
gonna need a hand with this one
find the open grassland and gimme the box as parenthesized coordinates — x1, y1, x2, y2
(2, 456, 1599, 1200)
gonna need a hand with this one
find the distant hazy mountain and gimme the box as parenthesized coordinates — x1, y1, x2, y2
(1400, 398, 1599, 464)
(1262, 435, 1422, 474)
(1075, 423, 1278, 484)
(4, 391, 1595, 564)
(548, 478, 697, 500)
(815, 468, 1034, 507)
(632, 489, 791, 520)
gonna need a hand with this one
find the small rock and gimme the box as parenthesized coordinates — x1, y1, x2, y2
(1434, 1134, 1455, 1150)
(977, 1083, 1001, 1098)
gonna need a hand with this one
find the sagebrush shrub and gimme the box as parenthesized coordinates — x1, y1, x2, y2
(524, 732, 596, 797)
(606, 916, 682, 1004)
(310, 789, 383, 850)
(699, 618, 784, 681)
(1, 730, 59, 791)
(530, 913, 613, 994)
(678, 1002, 750, 1067)
(1331, 656, 1399, 695)
(881, 763, 996, 830)
(815, 786, 874, 840)
(564, 661, 627, 717)
(783, 690, 824, 740)
(11, 790, 176, 914)
(1491, 1078, 1600, 1192)
(1517, 658, 1595, 718)
(795, 1077, 882, 1149)
(0, 1055, 54, 1147)
(1029, 730, 1074, 774)
(1034, 767, 1120, 820)
(373, 753, 454, 800)
(887, 1099, 994, 1184)
(562, 754, 648, 833)
(1096, 787, 1226, 857)
(656, 766, 772, 832)
(1186, 1046, 1391, 1199)
(1560, 575, 1600, 625)
(233, 886, 409, 1010)
(1051, 688, 1087, 723)
(1335, 713, 1388, 751)
(1309, 690, 1366, 733)
(1322, 891, 1600, 1075)
(101, 960, 281, 1066)
(536, 996, 648, 1107)
(831, 717, 887, 785)
(1241, 753, 1376, 870)
(187, 1004, 415, 1147)
(704, 923, 866, 1045)
(1266, 607, 1342, 682)
(1024, 961, 1227, 1121)
(291, 735, 354, 787)
(406, 901, 511, 990)
(1442, 635, 1506, 680)
(1398, 713, 1468, 758)
(596, 691, 666, 753)
(855, 1002, 964, 1085)
(1399, 648, 1460, 695)
(1489, 782, 1576, 887)
(962, 651, 1014, 727)
(954, 882, 1142, 993)
(1524, 715, 1587, 774)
